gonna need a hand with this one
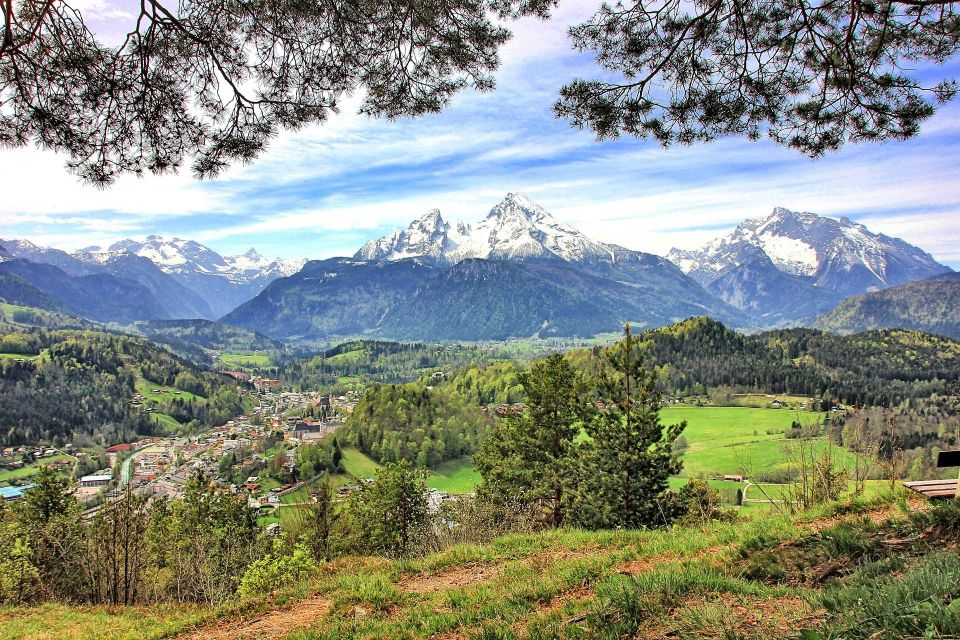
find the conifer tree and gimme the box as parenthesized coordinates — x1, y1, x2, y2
(475, 353, 590, 527)
(571, 324, 685, 529)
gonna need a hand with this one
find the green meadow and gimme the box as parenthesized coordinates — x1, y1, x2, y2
(219, 352, 273, 369)
(661, 405, 836, 478)
(320, 407, 850, 500)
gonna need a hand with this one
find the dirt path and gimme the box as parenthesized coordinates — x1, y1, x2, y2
(176, 596, 331, 640)
(399, 563, 503, 594)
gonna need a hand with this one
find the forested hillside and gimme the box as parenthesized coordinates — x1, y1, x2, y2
(637, 317, 960, 406)
(340, 383, 494, 466)
(424, 317, 960, 409)
(0, 327, 246, 446)
(276, 340, 523, 391)
(816, 273, 960, 339)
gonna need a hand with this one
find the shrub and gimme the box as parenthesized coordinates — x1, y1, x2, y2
(237, 538, 317, 600)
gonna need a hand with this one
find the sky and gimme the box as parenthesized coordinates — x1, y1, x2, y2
(1, 1, 960, 267)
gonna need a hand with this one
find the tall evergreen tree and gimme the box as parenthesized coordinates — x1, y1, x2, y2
(345, 461, 429, 558)
(475, 353, 590, 527)
(571, 324, 685, 529)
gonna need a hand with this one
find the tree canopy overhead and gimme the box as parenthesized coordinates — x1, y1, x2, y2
(0, 0, 553, 184)
(2, 0, 958, 186)
(555, 0, 960, 155)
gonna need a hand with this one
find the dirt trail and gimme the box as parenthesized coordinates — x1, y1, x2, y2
(400, 563, 503, 594)
(400, 547, 598, 595)
(176, 596, 331, 640)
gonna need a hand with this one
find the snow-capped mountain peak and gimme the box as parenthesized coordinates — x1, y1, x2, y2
(667, 207, 951, 295)
(355, 193, 614, 265)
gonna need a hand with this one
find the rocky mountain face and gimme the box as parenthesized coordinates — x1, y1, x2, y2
(815, 273, 960, 339)
(667, 208, 951, 323)
(705, 248, 845, 324)
(226, 194, 745, 342)
(668, 208, 950, 293)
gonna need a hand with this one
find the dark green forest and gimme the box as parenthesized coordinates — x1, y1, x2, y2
(0, 327, 246, 446)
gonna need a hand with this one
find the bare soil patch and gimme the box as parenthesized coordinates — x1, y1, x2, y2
(176, 596, 331, 640)
(400, 563, 502, 594)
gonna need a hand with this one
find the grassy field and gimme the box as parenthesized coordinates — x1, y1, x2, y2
(134, 376, 203, 431)
(335, 448, 480, 495)
(0, 351, 38, 359)
(0, 602, 221, 640)
(330, 407, 850, 499)
(661, 405, 838, 478)
(149, 412, 182, 431)
(6, 494, 953, 640)
(0, 454, 74, 486)
(324, 349, 368, 366)
(219, 352, 273, 369)
(134, 376, 204, 405)
(426, 457, 481, 494)
(340, 447, 382, 479)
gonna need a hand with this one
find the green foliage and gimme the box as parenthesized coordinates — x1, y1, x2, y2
(475, 353, 590, 527)
(144, 472, 262, 604)
(297, 437, 344, 478)
(674, 478, 735, 526)
(0, 506, 39, 605)
(571, 324, 685, 529)
(237, 537, 316, 600)
(342, 461, 430, 558)
(555, 0, 955, 154)
(342, 382, 493, 467)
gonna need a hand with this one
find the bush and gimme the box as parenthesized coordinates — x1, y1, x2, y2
(675, 479, 737, 526)
(0, 520, 39, 604)
(237, 538, 317, 600)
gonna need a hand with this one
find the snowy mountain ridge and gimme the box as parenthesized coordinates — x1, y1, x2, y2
(356, 193, 616, 265)
(78, 236, 305, 285)
(666, 207, 951, 296)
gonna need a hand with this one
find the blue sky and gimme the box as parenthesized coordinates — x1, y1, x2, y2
(1, 1, 960, 267)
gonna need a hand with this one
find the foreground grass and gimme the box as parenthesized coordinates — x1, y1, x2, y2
(7, 495, 929, 640)
(0, 603, 218, 640)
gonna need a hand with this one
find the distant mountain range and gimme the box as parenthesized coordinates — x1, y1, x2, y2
(1, 198, 953, 342)
(78, 237, 304, 316)
(357, 193, 619, 264)
(668, 207, 951, 323)
(226, 194, 746, 341)
(0, 237, 303, 321)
